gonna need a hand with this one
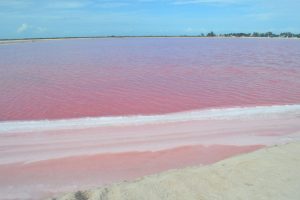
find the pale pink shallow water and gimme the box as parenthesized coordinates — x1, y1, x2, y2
(0, 38, 300, 121)
(0, 145, 263, 199)
(1, 108, 300, 199)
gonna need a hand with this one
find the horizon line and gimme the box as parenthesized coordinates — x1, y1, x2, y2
(1, 33, 300, 41)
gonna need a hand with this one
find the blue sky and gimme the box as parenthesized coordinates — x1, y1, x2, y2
(0, 0, 299, 39)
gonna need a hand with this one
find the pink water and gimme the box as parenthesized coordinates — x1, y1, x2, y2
(1, 38, 300, 121)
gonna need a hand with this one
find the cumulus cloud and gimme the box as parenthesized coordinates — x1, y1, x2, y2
(17, 23, 28, 33)
(16, 23, 47, 34)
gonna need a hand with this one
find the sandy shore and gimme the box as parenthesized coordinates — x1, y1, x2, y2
(52, 141, 300, 200)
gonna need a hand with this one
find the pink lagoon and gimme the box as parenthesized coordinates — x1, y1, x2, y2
(1, 37, 300, 199)
(1, 38, 300, 121)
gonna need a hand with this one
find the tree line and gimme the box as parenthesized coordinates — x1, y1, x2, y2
(203, 31, 300, 38)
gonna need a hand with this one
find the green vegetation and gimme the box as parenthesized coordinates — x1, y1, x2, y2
(215, 31, 300, 38)
(74, 191, 87, 200)
(207, 31, 216, 37)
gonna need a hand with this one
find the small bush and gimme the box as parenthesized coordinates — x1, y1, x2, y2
(74, 191, 87, 200)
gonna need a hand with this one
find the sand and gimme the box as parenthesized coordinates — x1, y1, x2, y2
(53, 141, 300, 200)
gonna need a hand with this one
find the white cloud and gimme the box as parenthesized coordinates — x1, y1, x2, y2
(16, 23, 48, 34)
(17, 23, 28, 33)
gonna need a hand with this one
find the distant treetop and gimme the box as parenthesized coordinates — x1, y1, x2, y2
(202, 31, 300, 38)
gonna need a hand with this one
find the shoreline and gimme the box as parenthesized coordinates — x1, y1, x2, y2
(1, 104, 300, 133)
(1, 35, 300, 45)
(51, 141, 300, 200)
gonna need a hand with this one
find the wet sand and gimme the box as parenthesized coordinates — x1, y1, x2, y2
(54, 141, 300, 200)
(0, 144, 262, 200)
